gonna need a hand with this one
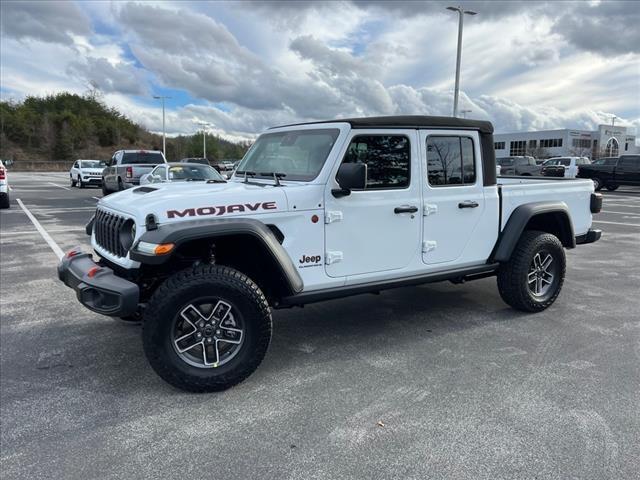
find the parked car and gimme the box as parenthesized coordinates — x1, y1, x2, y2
(69, 159, 107, 188)
(58, 115, 602, 392)
(496, 156, 541, 176)
(101, 150, 167, 195)
(179, 157, 210, 165)
(540, 157, 590, 179)
(140, 163, 226, 185)
(592, 157, 618, 166)
(577, 154, 640, 191)
(0, 160, 10, 209)
(212, 160, 236, 175)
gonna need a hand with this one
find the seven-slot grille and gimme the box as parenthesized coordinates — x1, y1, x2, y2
(94, 209, 129, 258)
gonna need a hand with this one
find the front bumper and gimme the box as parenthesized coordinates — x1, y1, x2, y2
(57, 250, 139, 317)
(575, 229, 602, 245)
(83, 177, 103, 184)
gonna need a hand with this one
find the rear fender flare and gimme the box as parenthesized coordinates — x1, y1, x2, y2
(491, 202, 575, 263)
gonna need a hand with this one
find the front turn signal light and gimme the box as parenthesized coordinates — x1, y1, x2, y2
(136, 241, 174, 255)
(154, 243, 175, 255)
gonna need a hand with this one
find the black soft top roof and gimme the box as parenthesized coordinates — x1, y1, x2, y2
(273, 115, 493, 134)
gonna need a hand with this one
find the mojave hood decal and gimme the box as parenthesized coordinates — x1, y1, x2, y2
(167, 201, 278, 218)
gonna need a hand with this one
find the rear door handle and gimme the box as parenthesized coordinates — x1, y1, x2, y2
(458, 201, 479, 209)
(394, 205, 419, 214)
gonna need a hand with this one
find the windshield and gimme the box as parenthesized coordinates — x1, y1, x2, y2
(235, 129, 340, 181)
(122, 152, 165, 165)
(497, 158, 514, 166)
(81, 160, 106, 168)
(168, 164, 224, 181)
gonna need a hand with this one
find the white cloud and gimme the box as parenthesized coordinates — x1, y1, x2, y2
(1, 0, 638, 143)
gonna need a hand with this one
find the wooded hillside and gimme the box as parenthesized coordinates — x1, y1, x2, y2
(0, 92, 250, 163)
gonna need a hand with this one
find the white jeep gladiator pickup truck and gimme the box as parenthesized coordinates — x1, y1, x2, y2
(58, 116, 603, 392)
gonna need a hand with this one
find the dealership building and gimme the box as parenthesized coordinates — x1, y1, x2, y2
(493, 124, 638, 159)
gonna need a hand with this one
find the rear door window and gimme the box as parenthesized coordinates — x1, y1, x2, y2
(426, 136, 476, 186)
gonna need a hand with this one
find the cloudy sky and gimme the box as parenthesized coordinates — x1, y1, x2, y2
(1, 0, 639, 141)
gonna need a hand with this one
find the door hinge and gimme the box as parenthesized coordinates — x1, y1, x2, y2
(325, 251, 343, 265)
(325, 211, 343, 224)
(423, 203, 438, 216)
(422, 241, 437, 253)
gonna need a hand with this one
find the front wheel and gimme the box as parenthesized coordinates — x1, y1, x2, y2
(78, 175, 85, 189)
(497, 230, 566, 312)
(70, 175, 77, 187)
(142, 265, 272, 392)
(606, 185, 619, 191)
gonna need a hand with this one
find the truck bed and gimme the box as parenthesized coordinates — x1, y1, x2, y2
(498, 176, 594, 236)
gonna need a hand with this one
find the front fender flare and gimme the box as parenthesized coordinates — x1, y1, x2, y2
(131, 218, 303, 294)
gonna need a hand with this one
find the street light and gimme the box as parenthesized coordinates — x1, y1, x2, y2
(153, 95, 171, 157)
(196, 121, 213, 159)
(460, 109, 472, 118)
(446, 6, 477, 117)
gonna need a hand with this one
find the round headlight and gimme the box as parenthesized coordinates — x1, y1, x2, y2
(119, 220, 136, 252)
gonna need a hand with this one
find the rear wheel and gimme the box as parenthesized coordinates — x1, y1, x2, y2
(101, 182, 110, 196)
(117, 178, 124, 191)
(497, 230, 565, 312)
(606, 185, 619, 191)
(592, 177, 603, 191)
(142, 265, 272, 392)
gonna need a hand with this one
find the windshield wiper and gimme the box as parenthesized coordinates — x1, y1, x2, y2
(237, 170, 256, 183)
(185, 178, 206, 182)
(259, 172, 286, 187)
(206, 179, 227, 183)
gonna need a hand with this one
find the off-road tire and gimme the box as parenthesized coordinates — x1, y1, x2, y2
(78, 175, 85, 188)
(592, 177, 603, 191)
(497, 230, 565, 312)
(142, 265, 272, 392)
(606, 185, 619, 191)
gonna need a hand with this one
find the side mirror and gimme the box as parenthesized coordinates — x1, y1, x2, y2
(333, 163, 367, 198)
(139, 173, 152, 185)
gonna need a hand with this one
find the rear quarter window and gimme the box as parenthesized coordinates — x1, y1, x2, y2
(121, 152, 165, 165)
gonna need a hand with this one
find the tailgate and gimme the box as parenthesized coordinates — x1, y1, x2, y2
(132, 165, 156, 179)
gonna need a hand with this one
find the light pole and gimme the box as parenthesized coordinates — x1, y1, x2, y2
(446, 6, 477, 117)
(460, 109, 472, 118)
(153, 95, 171, 157)
(196, 121, 213, 159)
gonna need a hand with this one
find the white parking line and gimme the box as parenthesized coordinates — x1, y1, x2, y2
(592, 219, 640, 228)
(47, 182, 70, 191)
(1, 228, 85, 236)
(601, 210, 640, 216)
(16, 199, 64, 259)
(92, 196, 101, 201)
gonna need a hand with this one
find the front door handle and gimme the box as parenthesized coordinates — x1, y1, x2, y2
(458, 201, 479, 209)
(394, 205, 419, 214)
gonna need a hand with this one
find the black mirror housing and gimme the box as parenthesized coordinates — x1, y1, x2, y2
(335, 163, 367, 193)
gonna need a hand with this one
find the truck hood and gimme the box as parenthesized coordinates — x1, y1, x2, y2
(98, 181, 290, 224)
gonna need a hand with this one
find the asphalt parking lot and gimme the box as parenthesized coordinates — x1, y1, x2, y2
(1, 172, 639, 479)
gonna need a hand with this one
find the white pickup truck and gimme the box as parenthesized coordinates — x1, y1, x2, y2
(58, 116, 602, 392)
